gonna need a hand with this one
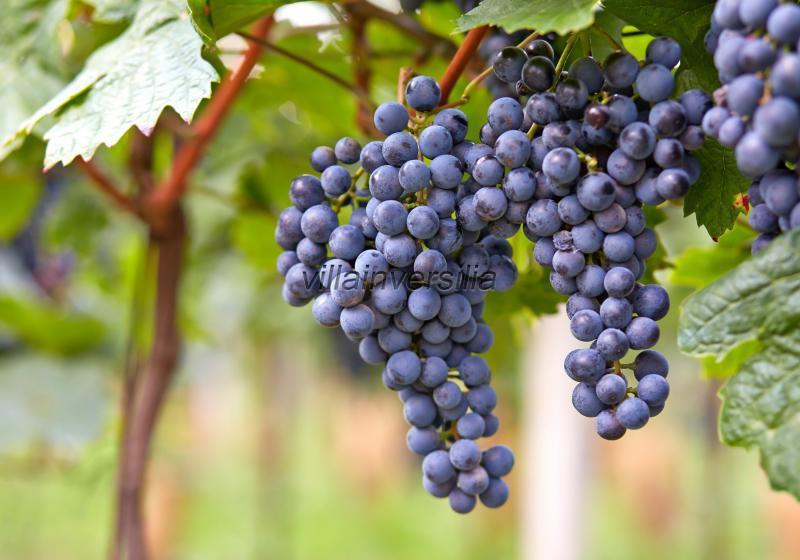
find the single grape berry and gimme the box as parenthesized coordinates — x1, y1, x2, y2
(406, 76, 442, 112)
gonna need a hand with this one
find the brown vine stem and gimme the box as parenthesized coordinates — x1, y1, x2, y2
(148, 16, 275, 229)
(346, 8, 376, 134)
(115, 210, 185, 560)
(438, 26, 490, 105)
(111, 239, 154, 560)
(110, 14, 276, 560)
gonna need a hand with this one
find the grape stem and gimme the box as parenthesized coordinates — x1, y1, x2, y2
(332, 167, 365, 213)
(552, 33, 579, 88)
(526, 123, 539, 140)
(574, 146, 599, 171)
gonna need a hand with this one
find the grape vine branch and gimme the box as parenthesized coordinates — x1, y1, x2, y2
(64, 15, 278, 560)
(438, 26, 490, 104)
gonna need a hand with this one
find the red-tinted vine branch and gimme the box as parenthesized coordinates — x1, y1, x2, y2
(347, 9, 375, 134)
(438, 26, 490, 105)
(115, 211, 185, 560)
(110, 15, 276, 560)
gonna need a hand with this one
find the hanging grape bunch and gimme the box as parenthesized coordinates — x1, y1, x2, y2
(703, 0, 800, 253)
(482, 35, 710, 439)
(276, 76, 519, 513)
(275, 26, 713, 506)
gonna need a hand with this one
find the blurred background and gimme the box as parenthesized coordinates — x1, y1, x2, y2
(2, 1, 800, 559)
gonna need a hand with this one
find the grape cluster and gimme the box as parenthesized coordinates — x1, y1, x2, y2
(277, 30, 710, 506)
(703, 0, 800, 253)
(500, 36, 703, 439)
(276, 76, 517, 513)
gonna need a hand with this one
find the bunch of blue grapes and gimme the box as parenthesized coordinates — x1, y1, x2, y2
(276, 76, 516, 513)
(494, 36, 705, 439)
(703, 0, 800, 253)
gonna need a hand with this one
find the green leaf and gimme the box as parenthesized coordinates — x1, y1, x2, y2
(586, 10, 625, 62)
(678, 229, 800, 499)
(456, 0, 598, 35)
(700, 338, 761, 378)
(0, 60, 64, 160)
(603, 0, 718, 92)
(2, 0, 218, 169)
(669, 224, 755, 289)
(683, 139, 750, 238)
(1, 0, 69, 63)
(189, 0, 298, 42)
(0, 296, 106, 355)
(0, 0, 68, 159)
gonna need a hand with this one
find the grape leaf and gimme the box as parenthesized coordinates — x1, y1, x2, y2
(587, 10, 625, 62)
(700, 338, 761, 379)
(1, 0, 218, 169)
(0, 0, 68, 159)
(678, 229, 800, 499)
(0, 61, 64, 159)
(1, 0, 68, 64)
(189, 0, 299, 42)
(602, 0, 718, 93)
(456, 0, 598, 35)
(683, 139, 750, 238)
